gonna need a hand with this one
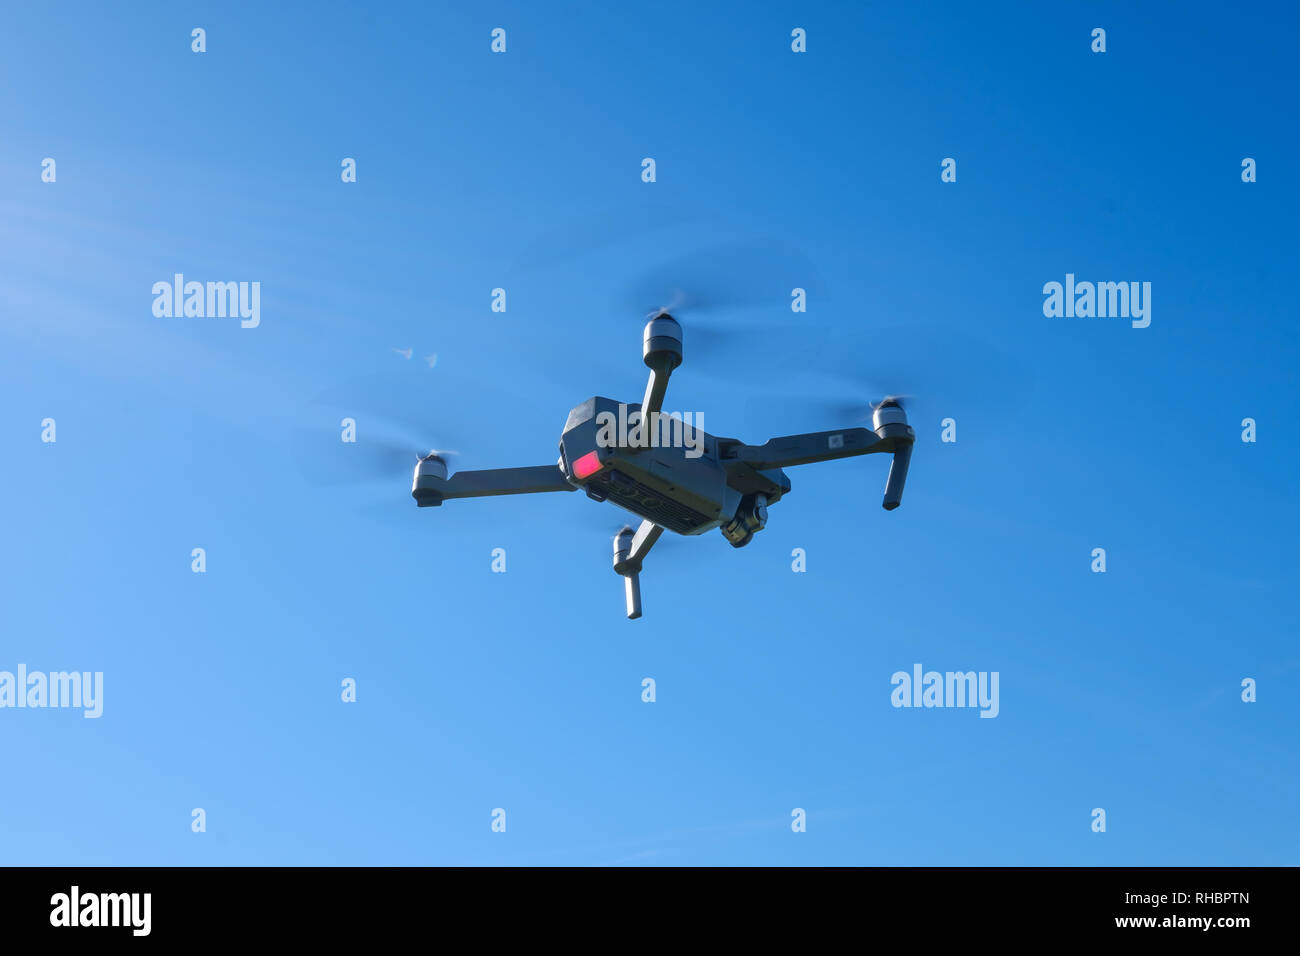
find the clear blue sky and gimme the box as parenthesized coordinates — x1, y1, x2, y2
(1, 1, 1296, 865)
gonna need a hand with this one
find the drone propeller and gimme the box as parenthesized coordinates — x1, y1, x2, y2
(623, 238, 826, 364)
(292, 426, 461, 487)
(626, 238, 825, 316)
(291, 367, 472, 488)
(813, 393, 915, 425)
(768, 322, 1035, 433)
(506, 203, 700, 277)
(553, 493, 692, 552)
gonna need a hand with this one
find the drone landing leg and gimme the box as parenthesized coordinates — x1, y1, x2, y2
(613, 520, 664, 620)
(623, 573, 642, 620)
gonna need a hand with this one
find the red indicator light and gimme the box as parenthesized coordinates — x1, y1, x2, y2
(572, 450, 603, 479)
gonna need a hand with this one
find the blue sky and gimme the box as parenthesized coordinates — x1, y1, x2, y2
(1, 1, 1296, 865)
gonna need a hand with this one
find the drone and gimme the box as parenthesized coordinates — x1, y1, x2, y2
(411, 312, 914, 619)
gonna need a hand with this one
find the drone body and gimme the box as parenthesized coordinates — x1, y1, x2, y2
(412, 313, 914, 618)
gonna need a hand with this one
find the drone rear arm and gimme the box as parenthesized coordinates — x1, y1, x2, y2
(638, 313, 683, 428)
(613, 520, 664, 619)
(413, 464, 576, 507)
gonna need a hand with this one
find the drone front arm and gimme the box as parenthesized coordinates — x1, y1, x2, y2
(412, 464, 576, 507)
(732, 427, 889, 469)
(732, 427, 914, 510)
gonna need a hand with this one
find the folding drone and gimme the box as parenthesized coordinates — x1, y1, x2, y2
(411, 313, 914, 618)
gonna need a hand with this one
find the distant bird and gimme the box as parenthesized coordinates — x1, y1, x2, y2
(392, 347, 413, 360)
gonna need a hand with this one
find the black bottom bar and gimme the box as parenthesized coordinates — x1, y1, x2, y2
(0, 866, 1284, 942)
